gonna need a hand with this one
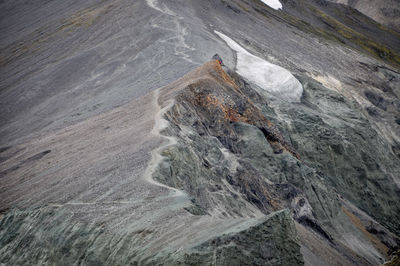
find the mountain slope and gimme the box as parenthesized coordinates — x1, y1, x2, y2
(326, 0, 400, 31)
(1, 0, 400, 265)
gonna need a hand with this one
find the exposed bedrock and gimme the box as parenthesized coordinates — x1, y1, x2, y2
(0, 206, 302, 266)
(1, 58, 399, 265)
(153, 60, 400, 265)
(165, 210, 304, 266)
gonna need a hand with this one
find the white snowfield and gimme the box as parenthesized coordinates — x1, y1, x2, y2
(261, 0, 282, 10)
(215, 31, 303, 102)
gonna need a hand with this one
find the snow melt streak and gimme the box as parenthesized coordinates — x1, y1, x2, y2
(261, 0, 282, 10)
(215, 31, 303, 102)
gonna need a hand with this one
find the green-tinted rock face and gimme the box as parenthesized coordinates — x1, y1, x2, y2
(0, 207, 302, 266)
(286, 76, 400, 235)
(172, 210, 304, 266)
(1, 57, 399, 265)
(153, 61, 400, 264)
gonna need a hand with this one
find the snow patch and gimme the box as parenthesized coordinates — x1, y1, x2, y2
(215, 31, 303, 102)
(260, 0, 282, 10)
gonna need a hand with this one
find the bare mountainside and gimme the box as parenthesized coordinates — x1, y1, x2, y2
(327, 0, 400, 31)
(1, 0, 400, 265)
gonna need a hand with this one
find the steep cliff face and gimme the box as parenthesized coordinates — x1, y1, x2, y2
(1, 0, 400, 265)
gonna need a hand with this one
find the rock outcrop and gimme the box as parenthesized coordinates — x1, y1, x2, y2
(1, 52, 400, 265)
(154, 59, 400, 264)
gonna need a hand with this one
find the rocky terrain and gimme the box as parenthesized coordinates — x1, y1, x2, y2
(1, 0, 400, 265)
(327, 0, 400, 30)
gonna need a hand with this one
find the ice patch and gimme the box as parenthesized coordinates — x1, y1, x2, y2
(261, 0, 282, 10)
(215, 31, 303, 102)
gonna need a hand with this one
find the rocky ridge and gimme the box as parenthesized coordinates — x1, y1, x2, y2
(1, 54, 399, 266)
(153, 59, 400, 265)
